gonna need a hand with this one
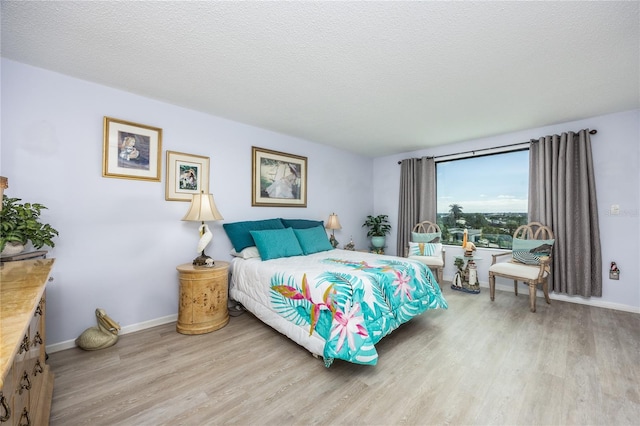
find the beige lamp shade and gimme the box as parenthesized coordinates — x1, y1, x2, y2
(326, 213, 341, 230)
(182, 192, 223, 222)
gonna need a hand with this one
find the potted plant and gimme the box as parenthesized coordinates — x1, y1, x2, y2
(362, 214, 392, 248)
(1, 195, 59, 255)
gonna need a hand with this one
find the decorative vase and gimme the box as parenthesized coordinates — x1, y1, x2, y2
(371, 236, 386, 248)
(1, 242, 26, 256)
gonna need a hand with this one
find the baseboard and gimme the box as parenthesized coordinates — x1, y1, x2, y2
(47, 281, 639, 354)
(46, 313, 178, 353)
(481, 281, 640, 314)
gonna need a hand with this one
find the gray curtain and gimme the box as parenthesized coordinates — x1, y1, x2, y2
(529, 129, 602, 297)
(396, 156, 436, 256)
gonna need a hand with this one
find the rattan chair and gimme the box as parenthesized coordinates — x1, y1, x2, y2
(488, 222, 554, 312)
(406, 221, 445, 284)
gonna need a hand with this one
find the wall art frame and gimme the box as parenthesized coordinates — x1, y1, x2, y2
(252, 146, 307, 207)
(165, 151, 210, 201)
(102, 117, 162, 181)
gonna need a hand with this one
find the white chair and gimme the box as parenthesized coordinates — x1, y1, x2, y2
(405, 221, 445, 284)
(488, 222, 554, 312)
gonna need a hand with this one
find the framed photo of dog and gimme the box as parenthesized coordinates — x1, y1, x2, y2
(165, 151, 210, 201)
(102, 117, 163, 181)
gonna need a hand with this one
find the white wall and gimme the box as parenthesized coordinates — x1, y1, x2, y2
(2, 58, 637, 351)
(373, 109, 640, 312)
(1, 59, 374, 347)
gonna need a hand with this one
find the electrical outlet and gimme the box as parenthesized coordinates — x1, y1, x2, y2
(610, 204, 620, 215)
(609, 261, 620, 280)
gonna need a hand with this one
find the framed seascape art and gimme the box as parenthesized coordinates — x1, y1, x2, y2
(102, 117, 162, 181)
(165, 151, 210, 201)
(252, 147, 307, 207)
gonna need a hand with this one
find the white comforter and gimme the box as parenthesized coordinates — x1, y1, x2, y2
(230, 249, 447, 366)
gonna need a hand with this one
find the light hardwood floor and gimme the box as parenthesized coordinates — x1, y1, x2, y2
(48, 285, 640, 425)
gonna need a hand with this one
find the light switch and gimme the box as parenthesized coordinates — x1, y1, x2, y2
(610, 204, 620, 215)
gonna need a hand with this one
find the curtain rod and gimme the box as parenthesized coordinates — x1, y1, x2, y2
(397, 129, 597, 164)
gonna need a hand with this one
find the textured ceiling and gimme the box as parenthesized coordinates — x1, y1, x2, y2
(2, 1, 638, 157)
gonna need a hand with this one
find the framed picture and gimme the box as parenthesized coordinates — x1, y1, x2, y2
(102, 117, 162, 181)
(165, 151, 210, 201)
(252, 146, 307, 207)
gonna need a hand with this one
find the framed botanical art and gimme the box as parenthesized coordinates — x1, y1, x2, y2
(252, 146, 307, 207)
(102, 117, 162, 181)
(165, 151, 210, 201)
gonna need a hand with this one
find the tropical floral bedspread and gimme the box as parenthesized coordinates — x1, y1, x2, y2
(230, 249, 447, 367)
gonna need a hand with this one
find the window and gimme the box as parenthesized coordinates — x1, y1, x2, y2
(436, 149, 529, 249)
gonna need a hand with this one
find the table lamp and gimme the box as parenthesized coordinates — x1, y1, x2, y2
(326, 213, 341, 248)
(182, 191, 223, 266)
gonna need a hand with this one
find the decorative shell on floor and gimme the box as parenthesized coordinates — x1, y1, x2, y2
(75, 308, 121, 351)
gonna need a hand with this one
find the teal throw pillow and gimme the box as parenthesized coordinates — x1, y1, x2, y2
(411, 232, 441, 244)
(512, 238, 555, 265)
(250, 227, 304, 261)
(223, 218, 285, 252)
(281, 218, 324, 229)
(293, 226, 334, 255)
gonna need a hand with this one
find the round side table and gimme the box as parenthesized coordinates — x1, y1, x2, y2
(176, 261, 229, 335)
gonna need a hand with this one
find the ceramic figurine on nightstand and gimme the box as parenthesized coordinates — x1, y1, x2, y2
(344, 236, 355, 251)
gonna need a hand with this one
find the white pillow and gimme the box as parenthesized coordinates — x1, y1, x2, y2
(230, 246, 261, 259)
(408, 241, 442, 257)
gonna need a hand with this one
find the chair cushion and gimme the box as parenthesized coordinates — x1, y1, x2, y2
(489, 262, 548, 281)
(408, 255, 444, 268)
(512, 238, 555, 265)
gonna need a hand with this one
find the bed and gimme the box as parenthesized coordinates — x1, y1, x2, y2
(224, 218, 448, 367)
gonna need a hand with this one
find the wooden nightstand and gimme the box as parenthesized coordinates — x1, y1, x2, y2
(176, 261, 229, 335)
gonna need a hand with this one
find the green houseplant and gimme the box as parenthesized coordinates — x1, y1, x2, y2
(362, 214, 392, 248)
(1, 195, 59, 254)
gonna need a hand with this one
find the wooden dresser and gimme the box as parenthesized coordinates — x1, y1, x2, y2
(0, 258, 55, 425)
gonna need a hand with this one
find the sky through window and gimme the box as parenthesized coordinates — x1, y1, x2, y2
(436, 150, 529, 214)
